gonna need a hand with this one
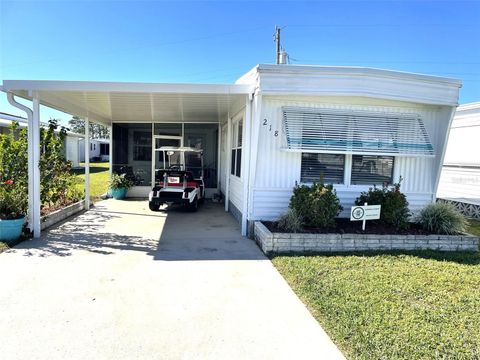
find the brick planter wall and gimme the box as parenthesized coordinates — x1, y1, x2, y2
(40, 200, 85, 231)
(254, 221, 479, 254)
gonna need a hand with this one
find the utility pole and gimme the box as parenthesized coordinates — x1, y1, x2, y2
(275, 26, 281, 64)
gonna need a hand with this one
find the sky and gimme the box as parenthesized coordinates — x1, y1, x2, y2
(0, 0, 479, 125)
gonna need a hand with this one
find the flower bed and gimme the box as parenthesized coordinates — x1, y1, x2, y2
(254, 221, 479, 254)
(40, 200, 85, 230)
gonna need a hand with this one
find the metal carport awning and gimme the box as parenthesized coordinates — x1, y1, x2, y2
(282, 107, 435, 157)
(1, 80, 254, 239)
(1, 80, 254, 125)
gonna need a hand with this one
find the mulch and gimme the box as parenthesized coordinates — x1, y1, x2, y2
(263, 218, 431, 235)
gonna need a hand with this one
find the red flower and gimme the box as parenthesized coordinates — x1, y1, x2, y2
(4, 180, 13, 185)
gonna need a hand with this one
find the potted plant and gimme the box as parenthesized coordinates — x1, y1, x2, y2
(108, 173, 133, 200)
(0, 179, 28, 243)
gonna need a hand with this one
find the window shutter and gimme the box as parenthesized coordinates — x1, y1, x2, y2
(282, 107, 434, 157)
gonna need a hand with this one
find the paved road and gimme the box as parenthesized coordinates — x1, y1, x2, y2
(0, 200, 345, 360)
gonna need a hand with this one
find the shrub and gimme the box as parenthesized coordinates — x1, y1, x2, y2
(0, 120, 82, 214)
(277, 208, 304, 233)
(290, 181, 342, 228)
(355, 177, 410, 231)
(0, 179, 27, 220)
(417, 202, 467, 235)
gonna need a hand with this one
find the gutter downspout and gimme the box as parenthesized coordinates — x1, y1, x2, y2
(7, 92, 36, 235)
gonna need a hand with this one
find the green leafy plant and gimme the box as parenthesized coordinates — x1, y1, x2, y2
(290, 181, 342, 228)
(39, 119, 83, 210)
(0, 179, 27, 220)
(109, 173, 133, 190)
(277, 208, 304, 233)
(0, 120, 82, 217)
(417, 202, 467, 235)
(355, 177, 410, 231)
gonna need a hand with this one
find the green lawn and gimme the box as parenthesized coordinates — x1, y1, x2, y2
(273, 249, 480, 360)
(73, 162, 110, 200)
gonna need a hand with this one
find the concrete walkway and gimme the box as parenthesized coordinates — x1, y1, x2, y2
(0, 200, 345, 360)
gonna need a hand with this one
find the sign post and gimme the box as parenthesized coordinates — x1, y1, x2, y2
(350, 202, 381, 231)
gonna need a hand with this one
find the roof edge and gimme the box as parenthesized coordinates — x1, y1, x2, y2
(254, 64, 462, 87)
(1, 80, 254, 95)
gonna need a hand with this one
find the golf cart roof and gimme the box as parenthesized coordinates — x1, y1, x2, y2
(157, 146, 203, 153)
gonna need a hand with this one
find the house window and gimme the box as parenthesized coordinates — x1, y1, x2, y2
(231, 119, 242, 177)
(351, 155, 394, 185)
(133, 131, 152, 161)
(100, 143, 109, 156)
(301, 153, 345, 184)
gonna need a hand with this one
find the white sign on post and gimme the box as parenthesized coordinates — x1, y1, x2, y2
(350, 203, 381, 231)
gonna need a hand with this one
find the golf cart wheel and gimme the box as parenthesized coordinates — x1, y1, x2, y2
(149, 202, 160, 212)
(188, 197, 199, 212)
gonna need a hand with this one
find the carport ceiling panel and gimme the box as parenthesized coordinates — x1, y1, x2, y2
(36, 91, 112, 123)
(110, 93, 154, 121)
(150, 94, 232, 122)
(83, 92, 113, 120)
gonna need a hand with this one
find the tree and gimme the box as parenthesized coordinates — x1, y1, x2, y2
(68, 116, 109, 139)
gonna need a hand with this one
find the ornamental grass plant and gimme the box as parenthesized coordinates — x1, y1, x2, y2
(417, 202, 467, 235)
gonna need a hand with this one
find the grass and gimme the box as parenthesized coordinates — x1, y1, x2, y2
(272, 250, 480, 360)
(0, 242, 9, 253)
(467, 219, 480, 237)
(73, 162, 110, 200)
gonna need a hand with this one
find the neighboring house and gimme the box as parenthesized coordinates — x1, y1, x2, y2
(78, 138, 110, 162)
(1, 64, 462, 235)
(437, 102, 480, 218)
(0, 111, 83, 167)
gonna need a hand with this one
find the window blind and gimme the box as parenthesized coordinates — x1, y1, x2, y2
(351, 155, 394, 185)
(301, 153, 345, 184)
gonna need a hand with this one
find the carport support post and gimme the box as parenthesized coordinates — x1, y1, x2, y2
(241, 96, 252, 236)
(225, 116, 232, 212)
(84, 117, 90, 210)
(109, 124, 113, 178)
(31, 93, 41, 238)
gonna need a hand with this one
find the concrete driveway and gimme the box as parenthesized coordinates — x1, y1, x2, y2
(0, 200, 345, 360)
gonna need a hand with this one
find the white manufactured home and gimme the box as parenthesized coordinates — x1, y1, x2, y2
(437, 102, 480, 218)
(1, 64, 462, 237)
(78, 138, 110, 162)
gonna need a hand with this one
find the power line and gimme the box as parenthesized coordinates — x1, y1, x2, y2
(1, 25, 272, 69)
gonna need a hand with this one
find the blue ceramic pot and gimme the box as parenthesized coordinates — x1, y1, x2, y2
(0, 216, 25, 243)
(110, 187, 127, 200)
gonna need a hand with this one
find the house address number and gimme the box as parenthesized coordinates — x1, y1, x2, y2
(263, 118, 279, 137)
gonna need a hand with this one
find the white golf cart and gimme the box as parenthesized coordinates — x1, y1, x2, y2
(148, 146, 205, 212)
